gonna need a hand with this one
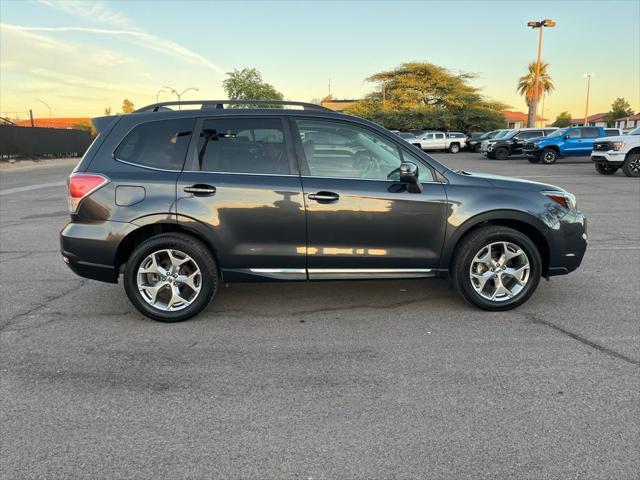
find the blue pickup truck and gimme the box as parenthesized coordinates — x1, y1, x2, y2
(524, 126, 621, 164)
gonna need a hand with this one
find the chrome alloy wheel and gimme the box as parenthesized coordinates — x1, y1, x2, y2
(137, 249, 202, 311)
(469, 241, 530, 302)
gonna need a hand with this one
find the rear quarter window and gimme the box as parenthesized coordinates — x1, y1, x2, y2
(114, 118, 194, 170)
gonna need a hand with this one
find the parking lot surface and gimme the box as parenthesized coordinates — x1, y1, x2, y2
(1, 153, 638, 479)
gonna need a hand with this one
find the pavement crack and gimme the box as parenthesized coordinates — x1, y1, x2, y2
(0, 279, 87, 331)
(523, 312, 639, 366)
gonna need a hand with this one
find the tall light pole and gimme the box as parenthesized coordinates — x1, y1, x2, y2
(583, 73, 594, 126)
(35, 99, 52, 127)
(527, 19, 556, 127)
(163, 86, 199, 110)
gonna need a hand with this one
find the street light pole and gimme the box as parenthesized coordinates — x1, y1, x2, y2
(527, 19, 556, 128)
(583, 73, 594, 126)
(163, 86, 199, 110)
(35, 99, 52, 127)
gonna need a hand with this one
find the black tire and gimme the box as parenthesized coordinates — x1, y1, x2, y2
(494, 147, 510, 160)
(595, 163, 618, 175)
(123, 233, 218, 322)
(541, 148, 558, 164)
(448, 143, 460, 154)
(527, 156, 541, 164)
(622, 152, 640, 177)
(451, 226, 542, 311)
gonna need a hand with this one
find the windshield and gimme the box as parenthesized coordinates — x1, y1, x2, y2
(501, 130, 520, 140)
(493, 130, 511, 139)
(546, 128, 569, 138)
(627, 127, 640, 135)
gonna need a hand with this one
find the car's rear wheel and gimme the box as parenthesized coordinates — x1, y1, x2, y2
(622, 152, 640, 177)
(449, 143, 460, 154)
(451, 226, 542, 311)
(595, 163, 618, 175)
(124, 233, 218, 322)
(494, 147, 509, 160)
(541, 148, 558, 164)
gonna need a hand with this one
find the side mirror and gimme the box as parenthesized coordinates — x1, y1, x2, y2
(399, 161, 423, 193)
(563, 134, 570, 140)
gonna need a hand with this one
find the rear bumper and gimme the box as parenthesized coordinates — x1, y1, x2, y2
(547, 211, 587, 276)
(60, 220, 137, 283)
(591, 151, 625, 166)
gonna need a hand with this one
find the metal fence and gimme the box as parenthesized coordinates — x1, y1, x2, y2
(0, 125, 92, 159)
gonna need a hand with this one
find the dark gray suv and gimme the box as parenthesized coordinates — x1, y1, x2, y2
(60, 100, 587, 322)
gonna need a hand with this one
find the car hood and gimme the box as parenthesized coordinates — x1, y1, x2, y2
(594, 134, 639, 143)
(451, 170, 562, 192)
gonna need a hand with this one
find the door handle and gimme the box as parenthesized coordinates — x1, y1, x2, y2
(184, 184, 216, 196)
(308, 191, 339, 202)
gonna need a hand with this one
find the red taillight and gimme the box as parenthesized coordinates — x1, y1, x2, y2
(68, 173, 109, 213)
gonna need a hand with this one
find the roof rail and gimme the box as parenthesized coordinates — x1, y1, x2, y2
(134, 99, 332, 113)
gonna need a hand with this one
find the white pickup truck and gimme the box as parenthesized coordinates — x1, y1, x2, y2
(411, 131, 466, 153)
(591, 127, 640, 177)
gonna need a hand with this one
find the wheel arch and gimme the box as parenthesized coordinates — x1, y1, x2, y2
(114, 217, 221, 273)
(443, 211, 551, 276)
(625, 147, 640, 158)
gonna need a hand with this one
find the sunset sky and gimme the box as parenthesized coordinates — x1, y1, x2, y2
(1, 0, 638, 122)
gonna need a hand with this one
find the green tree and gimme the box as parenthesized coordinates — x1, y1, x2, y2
(104, 107, 112, 115)
(551, 111, 572, 127)
(345, 62, 506, 132)
(222, 68, 284, 104)
(121, 99, 135, 113)
(604, 97, 633, 125)
(517, 62, 555, 127)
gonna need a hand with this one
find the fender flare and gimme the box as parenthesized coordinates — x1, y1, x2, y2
(439, 209, 551, 270)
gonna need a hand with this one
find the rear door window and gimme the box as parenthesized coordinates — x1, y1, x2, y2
(567, 129, 582, 139)
(582, 127, 600, 138)
(114, 118, 194, 171)
(193, 118, 290, 174)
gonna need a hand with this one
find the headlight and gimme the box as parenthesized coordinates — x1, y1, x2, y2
(543, 191, 578, 211)
(612, 141, 625, 151)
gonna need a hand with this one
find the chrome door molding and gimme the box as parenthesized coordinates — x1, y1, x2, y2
(235, 267, 435, 281)
(307, 268, 434, 280)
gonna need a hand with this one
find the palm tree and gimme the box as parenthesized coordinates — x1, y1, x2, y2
(517, 62, 555, 126)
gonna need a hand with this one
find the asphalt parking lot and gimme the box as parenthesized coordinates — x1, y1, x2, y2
(1, 152, 638, 479)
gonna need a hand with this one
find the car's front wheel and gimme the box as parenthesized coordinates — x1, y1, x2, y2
(622, 152, 640, 177)
(541, 148, 558, 164)
(448, 143, 460, 154)
(494, 147, 510, 160)
(527, 156, 540, 163)
(124, 233, 218, 322)
(595, 163, 618, 175)
(451, 226, 542, 311)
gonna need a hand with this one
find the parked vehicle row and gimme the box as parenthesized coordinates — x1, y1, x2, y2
(391, 125, 639, 177)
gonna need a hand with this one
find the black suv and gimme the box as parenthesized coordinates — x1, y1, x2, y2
(486, 128, 557, 160)
(61, 100, 587, 322)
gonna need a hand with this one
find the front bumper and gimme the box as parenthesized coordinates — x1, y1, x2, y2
(60, 220, 137, 283)
(547, 210, 587, 276)
(525, 147, 542, 158)
(591, 151, 625, 166)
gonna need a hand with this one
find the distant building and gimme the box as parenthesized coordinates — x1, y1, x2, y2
(569, 113, 607, 127)
(502, 110, 548, 129)
(14, 117, 91, 129)
(613, 113, 640, 131)
(320, 96, 359, 112)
